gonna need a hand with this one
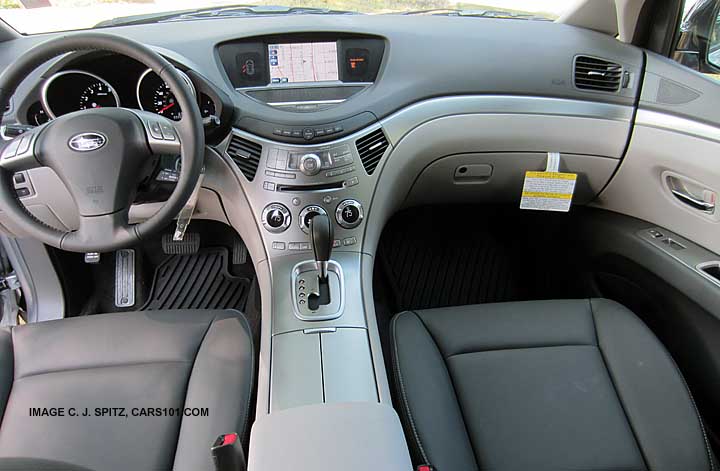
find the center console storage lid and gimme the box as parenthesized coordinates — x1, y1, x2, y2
(248, 402, 411, 471)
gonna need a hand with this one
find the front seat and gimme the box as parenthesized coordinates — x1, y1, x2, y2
(391, 299, 716, 471)
(0, 309, 254, 471)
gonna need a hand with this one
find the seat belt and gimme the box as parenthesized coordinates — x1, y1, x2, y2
(211, 433, 246, 471)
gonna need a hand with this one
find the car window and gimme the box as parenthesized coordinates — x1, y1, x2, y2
(673, 0, 720, 80)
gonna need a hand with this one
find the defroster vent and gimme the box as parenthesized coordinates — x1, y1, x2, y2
(227, 134, 262, 181)
(355, 128, 389, 175)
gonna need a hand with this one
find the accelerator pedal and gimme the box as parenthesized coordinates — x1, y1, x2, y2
(233, 238, 248, 265)
(162, 232, 200, 255)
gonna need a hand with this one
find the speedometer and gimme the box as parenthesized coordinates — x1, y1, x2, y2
(152, 82, 182, 120)
(137, 68, 195, 122)
(79, 82, 119, 110)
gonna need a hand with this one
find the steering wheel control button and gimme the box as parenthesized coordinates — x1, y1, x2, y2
(336, 199, 364, 229)
(159, 122, 176, 141)
(299, 153, 322, 176)
(299, 205, 328, 233)
(262, 203, 291, 233)
(147, 120, 164, 140)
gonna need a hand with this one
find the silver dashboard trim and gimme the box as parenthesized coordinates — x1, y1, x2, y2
(235, 81, 372, 92)
(41, 70, 121, 120)
(635, 108, 720, 144)
(267, 99, 346, 106)
(380, 95, 634, 145)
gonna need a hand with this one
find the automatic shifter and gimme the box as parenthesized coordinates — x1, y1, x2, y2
(309, 213, 333, 280)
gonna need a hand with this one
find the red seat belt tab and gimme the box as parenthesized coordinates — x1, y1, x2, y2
(211, 433, 246, 471)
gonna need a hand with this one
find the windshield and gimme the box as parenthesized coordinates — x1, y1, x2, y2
(0, 1, 569, 35)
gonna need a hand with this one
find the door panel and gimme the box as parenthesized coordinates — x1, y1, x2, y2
(595, 52, 720, 254)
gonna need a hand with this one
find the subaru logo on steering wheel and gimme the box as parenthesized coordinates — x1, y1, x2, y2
(68, 132, 107, 152)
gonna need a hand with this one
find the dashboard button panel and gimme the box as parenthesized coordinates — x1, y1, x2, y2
(223, 126, 383, 258)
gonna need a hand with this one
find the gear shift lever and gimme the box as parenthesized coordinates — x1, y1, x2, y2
(309, 213, 333, 280)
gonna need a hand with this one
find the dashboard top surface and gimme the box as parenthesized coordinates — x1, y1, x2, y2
(0, 15, 645, 136)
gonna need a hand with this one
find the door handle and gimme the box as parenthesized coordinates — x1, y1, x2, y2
(671, 188, 716, 213)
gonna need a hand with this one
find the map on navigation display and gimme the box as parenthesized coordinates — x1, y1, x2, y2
(268, 42, 339, 84)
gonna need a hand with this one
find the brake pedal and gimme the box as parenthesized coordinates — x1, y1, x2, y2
(162, 233, 200, 255)
(114, 249, 135, 308)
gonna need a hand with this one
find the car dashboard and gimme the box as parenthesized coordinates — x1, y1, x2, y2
(5, 11, 720, 471)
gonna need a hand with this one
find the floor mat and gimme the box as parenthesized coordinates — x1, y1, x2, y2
(378, 207, 522, 312)
(142, 247, 251, 311)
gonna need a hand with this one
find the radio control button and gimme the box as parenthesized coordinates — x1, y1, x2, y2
(299, 153, 322, 176)
(303, 128, 315, 140)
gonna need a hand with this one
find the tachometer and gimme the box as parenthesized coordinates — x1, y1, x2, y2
(79, 81, 119, 110)
(42, 70, 119, 118)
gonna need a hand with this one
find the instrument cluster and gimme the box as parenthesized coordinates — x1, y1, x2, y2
(35, 67, 217, 125)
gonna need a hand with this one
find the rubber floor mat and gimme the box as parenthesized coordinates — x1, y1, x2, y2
(142, 247, 251, 311)
(378, 209, 521, 311)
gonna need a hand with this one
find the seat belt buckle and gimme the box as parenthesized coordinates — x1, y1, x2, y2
(417, 465, 435, 471)
(211, 433, 246, 471)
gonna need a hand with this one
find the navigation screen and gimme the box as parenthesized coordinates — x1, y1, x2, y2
(268, 42, 339, 84)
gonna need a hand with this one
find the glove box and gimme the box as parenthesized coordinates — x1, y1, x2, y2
(403, 152, 619, 207)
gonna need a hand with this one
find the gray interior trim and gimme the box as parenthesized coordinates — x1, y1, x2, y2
(576, 211, 720, 322)
(381, 95, 634, 146)
(248, 402, 412, 471)
(635, 109, 720, 144)
(0, 236, 64, 323)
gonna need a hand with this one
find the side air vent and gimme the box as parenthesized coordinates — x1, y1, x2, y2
(355, 128, 389, 175)
(227, 135, 262, 181)
(574, 56, 623, 93)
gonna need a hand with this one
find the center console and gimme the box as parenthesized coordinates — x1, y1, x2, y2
(216, 32, 409, 465)
(220, 121, 391, 413)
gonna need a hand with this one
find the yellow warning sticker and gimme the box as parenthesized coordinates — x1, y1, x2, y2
(520, 171, 577, 212)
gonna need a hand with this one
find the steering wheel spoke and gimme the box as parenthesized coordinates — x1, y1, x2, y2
(0, 129, 43, 172)
(131, 110, 182, 155)
(0, 33, 204, 253)
(62, 209, 137, 252)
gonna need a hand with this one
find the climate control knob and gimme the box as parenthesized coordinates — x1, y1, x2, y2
(299, 205, 328, 233)
(261, 203, 291, 233)
(299, 153, 322, 176)
(335, 199, 364, 229)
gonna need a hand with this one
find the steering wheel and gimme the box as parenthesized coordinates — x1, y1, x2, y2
(0, 33, 204, 253)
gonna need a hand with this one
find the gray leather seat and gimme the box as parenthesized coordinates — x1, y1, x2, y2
(391, 299, 716, 471)
(0, 309, 254, 471)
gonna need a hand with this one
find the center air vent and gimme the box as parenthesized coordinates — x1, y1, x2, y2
(574, 56, 623, 92)
(355, 128, 389, 175)
(226, 135, 262, 181)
